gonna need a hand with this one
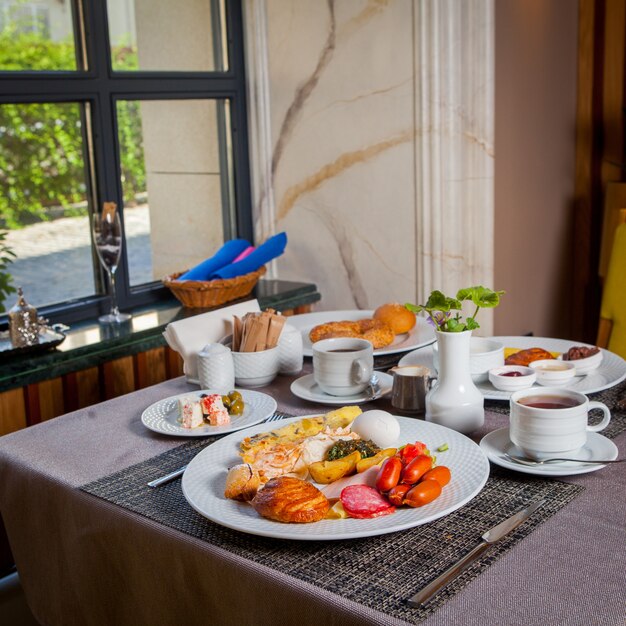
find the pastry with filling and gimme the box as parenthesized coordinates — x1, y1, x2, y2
(505, 347, 555, 367)
(250, 476, 329, 523)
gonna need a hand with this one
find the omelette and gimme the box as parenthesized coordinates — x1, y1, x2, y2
(240, 406, 362, 482)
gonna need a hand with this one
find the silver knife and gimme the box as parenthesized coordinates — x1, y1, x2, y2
(407, 498, 545, 607)
(147, 465, 188, 488)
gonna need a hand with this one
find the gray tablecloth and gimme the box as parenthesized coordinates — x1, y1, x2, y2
(0, 372, 624, 626)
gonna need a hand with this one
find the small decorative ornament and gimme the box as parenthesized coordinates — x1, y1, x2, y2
(9, 287, 40, 348)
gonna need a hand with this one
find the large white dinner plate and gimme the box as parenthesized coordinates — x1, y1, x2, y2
(290, 372, 393, 405)
(480, 428, 618, 477)
(288, 310, 436, 357)
(181, 416, 490, 541)
(399, 336, 626, 400)
(141, 389, 277, 437)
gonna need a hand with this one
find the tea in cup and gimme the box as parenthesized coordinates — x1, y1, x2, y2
(312, 338, 373, 396)
(509, 387, 611, 459)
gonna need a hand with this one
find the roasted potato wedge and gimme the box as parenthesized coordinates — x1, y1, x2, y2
(308, 451, 362, 484)
(356, 448, 397, 473)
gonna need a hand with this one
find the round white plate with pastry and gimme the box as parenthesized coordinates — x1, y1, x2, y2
(398, 336, 626, 400)
(181, 413, 489, 541)
(141, 389, 277, 437)
(289, 309, 436, 357)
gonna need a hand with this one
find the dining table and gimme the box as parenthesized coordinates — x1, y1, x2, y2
(0, 361, 624, 626)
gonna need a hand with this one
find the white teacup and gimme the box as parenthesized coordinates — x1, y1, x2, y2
(312, 338, 373, 396)
(509, 387, 611, 459)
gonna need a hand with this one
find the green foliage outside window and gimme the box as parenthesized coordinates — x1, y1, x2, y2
(0, 29, 145, 229)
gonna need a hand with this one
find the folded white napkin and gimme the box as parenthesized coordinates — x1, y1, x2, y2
(163, 299, 260, 382)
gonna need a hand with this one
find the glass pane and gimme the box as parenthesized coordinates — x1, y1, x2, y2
(0, 0, 78, 71)
(116, 99, 233, 286)
(107, 0, 227, 72)
(0, 102, 94, 312)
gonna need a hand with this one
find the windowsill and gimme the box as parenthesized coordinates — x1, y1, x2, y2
(0, 279, 320, 393)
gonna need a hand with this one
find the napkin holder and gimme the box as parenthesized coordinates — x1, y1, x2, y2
(163, 266, 266, 308)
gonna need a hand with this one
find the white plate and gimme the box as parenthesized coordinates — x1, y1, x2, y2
(141, 389, 277, 437)
(182, 416, 490, 541)
(288, 310, 436, 357)
(290, 372, 394, 405)
(480, 427, 619, 477)
(399, 336, 626, 400)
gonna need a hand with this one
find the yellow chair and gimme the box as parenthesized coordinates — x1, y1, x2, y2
(597, 216, 626, 358)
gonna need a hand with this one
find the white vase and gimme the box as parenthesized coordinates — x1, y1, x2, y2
(425, 330, 484, 433)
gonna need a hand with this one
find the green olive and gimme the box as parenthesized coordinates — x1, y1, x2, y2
(230, 399, 245, 416)
(228, 390, 243, 402)
(221, 395, 232, 409)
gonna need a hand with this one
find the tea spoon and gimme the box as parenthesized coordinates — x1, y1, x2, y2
(504, 453, 624, 466)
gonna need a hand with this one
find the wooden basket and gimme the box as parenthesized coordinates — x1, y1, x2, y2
(162, 266, 266, 308)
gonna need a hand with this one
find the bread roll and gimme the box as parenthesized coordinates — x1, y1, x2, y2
(373, 303, 416, 334)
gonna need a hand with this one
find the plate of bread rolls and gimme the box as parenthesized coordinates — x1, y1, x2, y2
(290, 303, 436, 357)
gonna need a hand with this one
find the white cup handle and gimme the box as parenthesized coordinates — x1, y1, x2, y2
(352, 359, 371, 384)
(587, 401, 611, 432)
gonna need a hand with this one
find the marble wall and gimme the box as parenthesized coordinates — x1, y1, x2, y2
(247, 0, 494, 328)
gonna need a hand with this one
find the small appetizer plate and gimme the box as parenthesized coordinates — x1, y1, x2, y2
(530, 359, 576, 386)
(560, 350, 603, 376)
(488, 366, 536, 392)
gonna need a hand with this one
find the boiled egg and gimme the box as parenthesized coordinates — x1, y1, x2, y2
(351, 410, 400, 448)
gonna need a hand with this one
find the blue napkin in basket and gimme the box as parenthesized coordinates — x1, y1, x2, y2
(178, 239, 251, 281)
(209, 232, 288, 279)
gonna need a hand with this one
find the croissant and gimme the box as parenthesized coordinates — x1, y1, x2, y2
(505, 347, 554, 367)
(251, 476, 329, 523)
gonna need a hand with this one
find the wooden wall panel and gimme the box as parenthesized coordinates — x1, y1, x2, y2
(0, 388, 27, 436)
(135, 348, 168, 389)
(574, 0, 626, 341)
(37, 379, 65, 421)
(103, 356, 135, 399)
(165, 347, 185, 379)
(76, 367, 101, 409)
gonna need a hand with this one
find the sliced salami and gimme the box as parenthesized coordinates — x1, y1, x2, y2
(340, 485, 396, 519)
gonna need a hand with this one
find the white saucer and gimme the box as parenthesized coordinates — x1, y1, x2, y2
(479, 427, 619, 476)
(290, 372, 393, 405)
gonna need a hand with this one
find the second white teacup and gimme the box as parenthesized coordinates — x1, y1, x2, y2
(312, 338, 373, 396)
(509, 387, 611, 459)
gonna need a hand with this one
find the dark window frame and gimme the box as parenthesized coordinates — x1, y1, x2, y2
(0, 0, 252, 325)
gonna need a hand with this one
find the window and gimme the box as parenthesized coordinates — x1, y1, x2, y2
(0, 0, 252, 323)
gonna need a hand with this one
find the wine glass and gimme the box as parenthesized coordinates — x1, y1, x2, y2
(92, 210, 131, 324)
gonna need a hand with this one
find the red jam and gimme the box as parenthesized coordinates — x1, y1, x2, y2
(499, 371, 525, 377)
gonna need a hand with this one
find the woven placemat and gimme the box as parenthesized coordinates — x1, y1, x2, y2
(81, 432, 584, 624)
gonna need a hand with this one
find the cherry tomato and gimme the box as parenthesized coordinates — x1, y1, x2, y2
(403, 480, 442, 508)
(386, 483, 411, 506)
(400, 454, 432, 484)
(375, 456, 402, 493)
(398, 442, 427, 465)
(420, 466, 451, 487)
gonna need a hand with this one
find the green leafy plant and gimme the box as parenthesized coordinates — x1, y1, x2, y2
(0, 231, 16, 312)
(406, 286, 505, 333)
(0, 28, 144, 229)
